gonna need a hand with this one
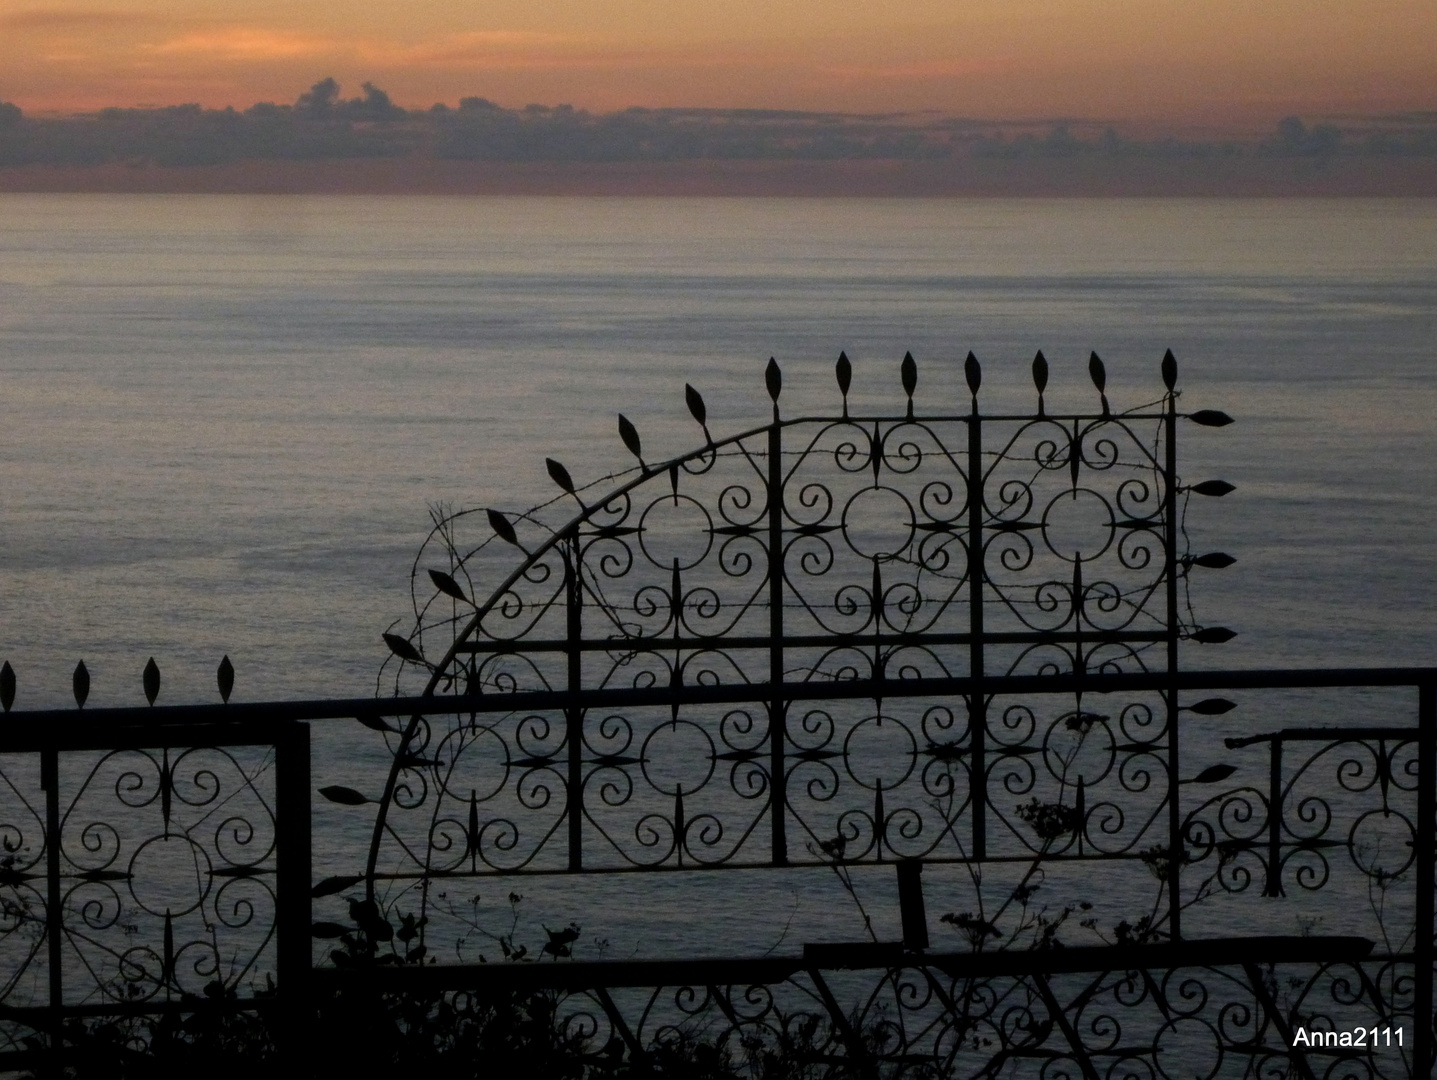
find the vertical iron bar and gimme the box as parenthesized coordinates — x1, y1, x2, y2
(1265, 736, 1283, 898)
(1415, 680, 1434, 1075)
(967, 407, 986, 860)
(41, 745, 61, 1077)
(566, 535, 584, 872)
(275, 721, 311, 1067)
(769, 417, 788, 865)
(1163, 388, 1181, 940)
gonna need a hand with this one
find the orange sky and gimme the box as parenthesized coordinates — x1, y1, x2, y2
(3, 0, 1435, 124)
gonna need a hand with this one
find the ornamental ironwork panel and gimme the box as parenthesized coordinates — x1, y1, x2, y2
(366, 352, 1225, 890)
(0, 710, 310, 1065)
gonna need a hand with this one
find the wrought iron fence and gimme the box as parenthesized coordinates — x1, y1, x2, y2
(0, 350, 1430, 1078)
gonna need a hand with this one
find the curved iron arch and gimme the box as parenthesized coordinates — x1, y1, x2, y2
(362, 351, 1226, 922)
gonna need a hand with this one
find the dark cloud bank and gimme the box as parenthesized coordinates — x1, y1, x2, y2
(0, 80, 1433, 194)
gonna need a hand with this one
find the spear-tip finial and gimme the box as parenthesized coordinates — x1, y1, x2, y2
(73, 660, 90, 709)
(617, 413, 646, 469)
(217, 655, 234, 704)
(1089, 351, 1110, 415)
(964, 352, 981, 401)
(901, 352, 917, 416)
(684, 384, 713, 444)
(143, 657, 160, 706)
(1161, 349, 1177, 392)
(836, 352, 852, 416)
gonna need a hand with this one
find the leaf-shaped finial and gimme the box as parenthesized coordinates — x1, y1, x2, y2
(546, 457, 575, 494)
(382, 632, 425, 664)
(143, 657, 160, 706)
(1032, 350, 1049, 394)
(1088, 351, 1106, 393)
(1191, 480, 1236, 497)
(1161, 349, 1177, 391)
(617, 414, 644, 465)
(217, 655, 234, 704)
(1192, 552, 1236, 569)
(319, 785, 370, 806)
(685, 384, 706, 427)
(1089, 351, 1110, 414)
(964, 352, 981, 397)
(764, 357, 781, 404)
(836, 351, 852, 397)
(428, 568, 469, 602)
(0, 661, 13, 713)
(1191, 627, 1237, 644)
(1188, 410, 1234, 427)
(900, 352, 917, 399)
(685, 384, 712, 443)
(73, 660, 89, 709)
(486, 507, 520, 546)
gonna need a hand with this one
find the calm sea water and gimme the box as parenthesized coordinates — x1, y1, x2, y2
(0, 195, 1434, 957)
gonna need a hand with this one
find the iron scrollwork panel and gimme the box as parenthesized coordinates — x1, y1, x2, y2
(1184, 737, 1420, 913)
(56, 745, 279, 1006)
(986, 692, 1171, 860)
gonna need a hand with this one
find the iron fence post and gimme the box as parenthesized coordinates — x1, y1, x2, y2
(566, 534, 584, 871)
(967, 406, 986, 860)
(41, 744, 62, 1078)
(1265, 736, 1283, 898)
(275, 721, 312, 1066)
(1416, 680, 1434, 1075)
(769, 415, 788, 865)
(1164, 388, 1182, 940)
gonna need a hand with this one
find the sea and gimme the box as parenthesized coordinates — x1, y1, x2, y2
(0, 195, 1434, 964)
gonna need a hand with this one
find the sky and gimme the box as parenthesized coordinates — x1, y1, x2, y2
(2, 0, 1435, 124)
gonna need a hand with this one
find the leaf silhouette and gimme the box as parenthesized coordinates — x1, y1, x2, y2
(1192, 480, 1235, 497)
(964, 352, 981, 396)
(900, 351, 917, 397)
(1191, 763, 1238, 784)
(73, 661, 90, 709)
(1032, 350, 1048, 394)
(1161, 348, 1177, 390)
(319, 785, 370, 805)
(382, 632, 424, 664)
(216, 655, 234, 703)
(835, 351, 852, 397)
(684, 384, 706, 426)
(1191, 627, 1237, 644)
(1192, 552, 1236, 569)
(142, 657, 160, 705)
(1188, 697, 1237, 715)
(1088, 351, 1107, 393)
(545, 457, 575, 494)
(486, 508, 519, 546)
(617, 414, 643, 461)
(1189, 410, 1234, 427)
(428, 569, 468, 602)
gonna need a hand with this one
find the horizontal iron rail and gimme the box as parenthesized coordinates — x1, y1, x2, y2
(453, 630, 1173, 654)
(1226, 726, 1421, 747)
(3, 667, 1433, 732)
(309, 935, 1378, 994)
